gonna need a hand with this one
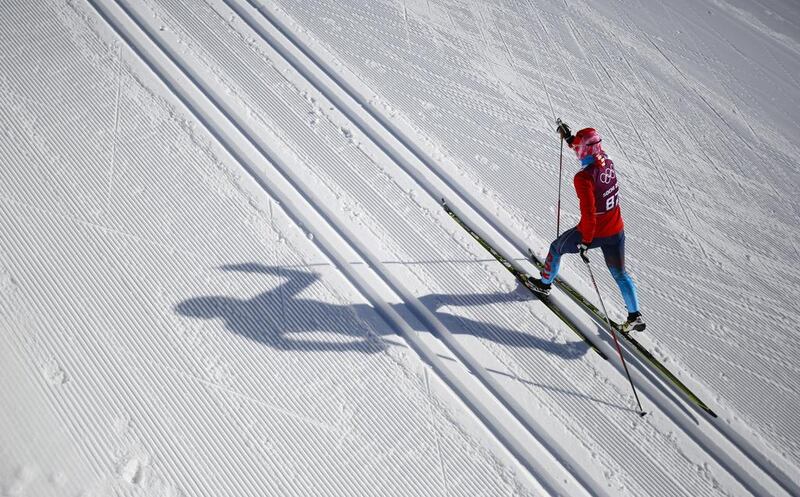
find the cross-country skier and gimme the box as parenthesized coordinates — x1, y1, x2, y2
(528, 122, 646, 333)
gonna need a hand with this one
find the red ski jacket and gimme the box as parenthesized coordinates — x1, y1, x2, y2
(574, 153, 624, 244)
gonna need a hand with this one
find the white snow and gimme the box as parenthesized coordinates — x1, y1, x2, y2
(1, 0, 799, 496)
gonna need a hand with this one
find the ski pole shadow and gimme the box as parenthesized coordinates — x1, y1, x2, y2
(174, 263, 591, 360)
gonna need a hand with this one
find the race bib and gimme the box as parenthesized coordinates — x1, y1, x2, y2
(589, 155, 620, 213)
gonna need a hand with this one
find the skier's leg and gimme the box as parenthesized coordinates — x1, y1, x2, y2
(541, 228, 582, 285)
(609, 267, 640, 313)
(600, 231, 641, 313)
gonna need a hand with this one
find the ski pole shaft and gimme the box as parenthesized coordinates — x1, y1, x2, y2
(582, 255, 646, 415)
(557, 138, 563, 237)
(555, 119, 564, 237)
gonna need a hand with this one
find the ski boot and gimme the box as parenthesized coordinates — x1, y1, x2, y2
(526, 276, 552, 296)
(621, 311, 646, 333)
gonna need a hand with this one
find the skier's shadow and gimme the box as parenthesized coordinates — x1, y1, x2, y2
(174, 263, 589, 359)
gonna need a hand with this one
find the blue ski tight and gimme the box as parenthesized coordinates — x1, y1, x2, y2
(540, 228, 640, 313)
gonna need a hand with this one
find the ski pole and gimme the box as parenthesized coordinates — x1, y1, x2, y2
(556, 119, 564, 238)
(580, 251, 646, 416)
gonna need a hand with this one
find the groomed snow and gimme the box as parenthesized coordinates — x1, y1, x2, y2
(1, 1, 798, 496)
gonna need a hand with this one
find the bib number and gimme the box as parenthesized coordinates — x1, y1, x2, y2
(605, 192, 620, 211)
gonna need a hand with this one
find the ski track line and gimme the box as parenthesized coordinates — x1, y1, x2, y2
(159, 0, 652, 492)
(198, 1, 680, 492)
(21, 0, 396, 488)
(188, 0, 792, 492)
(148, 0, 688, 492)
(214, 0, 756, 488)
(0, 258, 109, 485)
(296, 0, 800, 478)
(142, 0, 568, 488)
(9, 1, 504, 495)
(84, 0, 595, 495)
(222, 1, 800, 496)
(0, 4, 193, 489)
(138, 0, 588, 484)
(0, 209, 210, 496)
(286, 0, 800, 458)
(225, 0, 788, 490)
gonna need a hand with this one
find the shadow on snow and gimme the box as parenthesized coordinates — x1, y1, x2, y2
(174, 263, 590, 361)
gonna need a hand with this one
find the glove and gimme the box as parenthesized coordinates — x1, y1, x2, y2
(556, 120, 572, 141)
(578, 242, 590, 263)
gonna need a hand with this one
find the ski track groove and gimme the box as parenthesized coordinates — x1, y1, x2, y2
(457, 306, 702, 495)
(83, 0, 568, 494)
(0, 205, 208, 496)
(15, 0, 796, 494)
(398, 16, 720, 496)
(9, 180, 428, 494)
(194, 0, 596, 488)
(6, 2, 504, 495)
(196, 261, 478, 496)
(189, 3, 632, 492)
(0, 217, 109, 484)
(188, 0, 792, 496)
(198, 0, 700, 490)
(220, 0, 800, 492)
(225, 1, 800, 494)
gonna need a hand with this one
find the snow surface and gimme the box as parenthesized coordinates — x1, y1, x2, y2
(1, 0, 799, 496)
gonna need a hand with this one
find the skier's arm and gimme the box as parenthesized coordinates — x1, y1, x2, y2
(574, 172, 596, 244)
(556, 121, 574, 146)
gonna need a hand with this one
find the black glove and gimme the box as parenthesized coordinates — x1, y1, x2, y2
(556, 120, 572, 141)
(578, 242, 590, 263)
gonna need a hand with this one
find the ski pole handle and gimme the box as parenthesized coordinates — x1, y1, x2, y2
(578, 243, 590, 264)
(555, 118, 572, 141)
